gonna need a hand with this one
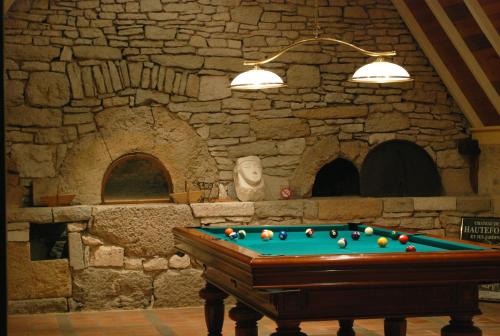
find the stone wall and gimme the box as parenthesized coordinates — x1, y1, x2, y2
(7, 197, 493, 313)
(5, 0, 474, 208)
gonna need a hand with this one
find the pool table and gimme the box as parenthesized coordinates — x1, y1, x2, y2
(173, 223, 500, 336)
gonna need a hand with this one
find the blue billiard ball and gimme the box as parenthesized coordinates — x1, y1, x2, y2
(338, 238, 347, 248)
(329, 229, 338, 239)
(229, 232, 239, 240)
(351, 231, 361, 240)
(279, 231, 288, 240)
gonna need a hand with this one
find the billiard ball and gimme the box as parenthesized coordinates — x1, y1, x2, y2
(390, 230, 399, 240)
(329, 229, 338, 239)
(398, 234, 409, 244)
(266, 229, 274, 239)
(338, 238, 347, 248)
(406, 245, 416, 252)
(262, 229, 273, 239)
(305, 228, 314, 238)
(224, 228, 234, 237)
(238, 230, 247, 239)
(261, 230, 271, 241)
(279, 231, 288, 240)
(351, 231, 361, 240)
(364, 227, 374, 236)
(377, 237, 389, 247)
(229, 232, 238, 240)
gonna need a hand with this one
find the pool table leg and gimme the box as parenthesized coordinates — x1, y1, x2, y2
(270, 321, 307, 336)
(337, 319, 355, 336)
(384, 317, 406, 336)
(441, 315, 482, 336)
(199, 283, 229, 336)
(228, 301, 263, 336)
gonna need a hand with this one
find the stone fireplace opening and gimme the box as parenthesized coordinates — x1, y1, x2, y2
(30, 223, 68, 261)
(102, 153, 173, 204)
(312, 158, 360, 197)
(360, 140, 442, 197)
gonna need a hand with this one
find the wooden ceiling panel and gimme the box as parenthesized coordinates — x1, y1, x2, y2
(401, 0, 499, 126)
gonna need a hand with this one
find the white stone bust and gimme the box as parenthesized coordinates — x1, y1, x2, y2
(233, 156, 265, 202)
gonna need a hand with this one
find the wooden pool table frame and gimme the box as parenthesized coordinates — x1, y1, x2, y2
(173, 224, 500, 336)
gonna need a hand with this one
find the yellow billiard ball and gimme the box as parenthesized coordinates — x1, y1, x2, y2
(377, 237, 389, 248)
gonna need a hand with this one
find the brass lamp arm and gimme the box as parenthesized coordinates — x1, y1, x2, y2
(243, 37, 397, 66)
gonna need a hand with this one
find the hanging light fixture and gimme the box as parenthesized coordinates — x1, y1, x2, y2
(230, 2, 412, 90)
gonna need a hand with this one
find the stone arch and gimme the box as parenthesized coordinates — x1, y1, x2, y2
(57, 105, 218, 204)
(360, 140, 442, 197)
(290, 135, 340, 198)
(312, 158, 360, 197)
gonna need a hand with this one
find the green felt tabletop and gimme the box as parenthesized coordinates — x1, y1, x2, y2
(197, 224, 485, 256)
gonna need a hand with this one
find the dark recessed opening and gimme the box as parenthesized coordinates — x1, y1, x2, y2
(30, 223, 68, 261)
(102, 153, 172, 204)
(360, 140, 442, 197)
(312, 158, 360, 197)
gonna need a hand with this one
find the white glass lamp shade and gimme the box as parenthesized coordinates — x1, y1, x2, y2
(230, 67, 285, 90)
(350, 59, 412, 83)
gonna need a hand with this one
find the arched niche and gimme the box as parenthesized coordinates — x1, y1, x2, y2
(360, 140, 442, 197)
(101, 153, 173, 204)
(57, 106, 218, 204)
(312, 158, 360, 197)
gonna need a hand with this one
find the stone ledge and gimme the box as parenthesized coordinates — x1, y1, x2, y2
(191, 202, 254, 217)
(53, 205, 92, 223)
(255, 200, 304, 217)
(7, 207, 53, 223)
(413, 197, 457, 211)
(9, 298, 68, 314)
(317, 197, 383, 220)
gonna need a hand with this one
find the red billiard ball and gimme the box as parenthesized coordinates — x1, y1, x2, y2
(398, 234, 409, 244)
(406, 245, 416, 252)
(224, 228, 234, 237)
(351, 231, 361, 240)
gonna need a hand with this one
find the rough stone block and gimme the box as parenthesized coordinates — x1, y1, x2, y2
(8, 242, 72, 300)
(90, 246, 124, 267)
(11, 144, 58, 177)
(441, 168, 472, 195)
(191, 202, 254, 217)
(7, 230, 29, 242)
(230, 6, 263, 25)
(365, 112, 410, 132)
(143, 257, 169, 271)
(140, 0, 162, 12)
(151, 55, 204, 70)
(5, 80, 24, 106)
(228, 141, 277, 158)
(255, 200, 304, 217)
(73, 268, 152, 310)
(124, 257, 144, 270)
(73, 46, 122, 60)
(277, 138, 306, 155)
(26, 72, 70, 107)
(456, 197, 491, 213)
(5, 44, 60, 61)
(318, 197, 383, 220)
(210, 124, 250, 138)
(251, 118, 310, 140)
(53, 206, 92, 223)
(383, 198, 414, 213)
(7, 105, 63, 127)
(81, 235, 103, 246)
(303, 200, 318, 219)
(67, 63, 84, 99)
(169, 254, 191, 269)
(135, 89, 169, 105)
(153, 269, 204, 307)
(68, 232, 85, 270)
(198, 76, 231, 101)
(287, 65, 320, 88)
(7, 207, 53, 224)
(90, 204, 198, 257)
(145, 26, 176, 40)
(8, 222, 30, 231)
(67, 223, 87, 232)
(9, 298, 68, 314)
(413, 197, 456, 211)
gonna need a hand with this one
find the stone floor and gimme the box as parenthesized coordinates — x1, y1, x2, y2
(7, 302, 500, 336)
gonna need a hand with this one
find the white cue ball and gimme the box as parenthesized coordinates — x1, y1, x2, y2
(364, 227, 374, 236)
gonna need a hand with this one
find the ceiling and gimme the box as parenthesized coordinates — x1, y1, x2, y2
(392, 0, 500, 128)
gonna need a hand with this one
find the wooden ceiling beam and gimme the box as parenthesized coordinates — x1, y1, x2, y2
(392, 0, 484, 127)
(427, 0, 500, 114)
(464, 0, 500, 57)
